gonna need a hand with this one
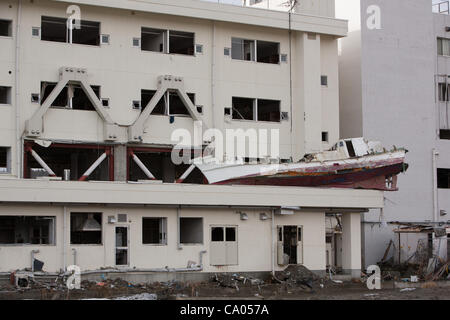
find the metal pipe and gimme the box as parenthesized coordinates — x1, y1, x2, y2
(63, 206, 67, 271)
(30, 149, 56, 176)
(177, 206, 182, 250)
(432, 149, 440, 223)
(72, 248, 77, 266)
(271, 209, 275, 276)
(132, 153, 156, 180)
(15, 0, 22, 178)
(176, 164, 195, 183)
(79, 152, 107, 181)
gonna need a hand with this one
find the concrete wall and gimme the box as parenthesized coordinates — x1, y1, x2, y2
(0, 204, 327, 273)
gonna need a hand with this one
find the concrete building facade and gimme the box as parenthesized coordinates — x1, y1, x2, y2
(339, 0, 450, 267)
(0, 0, 382, 280)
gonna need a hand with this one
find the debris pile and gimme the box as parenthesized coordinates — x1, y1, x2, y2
(211, 273, 265, 291)
(275, 265, 323, 290)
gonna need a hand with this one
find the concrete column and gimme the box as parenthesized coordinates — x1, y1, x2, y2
(341, 212, 362, 278)
(162, 154, 175, 183)
(114, 145, 127, 182)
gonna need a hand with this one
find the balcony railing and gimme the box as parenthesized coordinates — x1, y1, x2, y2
(433, 1, 450, 14)
(199, 0, 292, 12)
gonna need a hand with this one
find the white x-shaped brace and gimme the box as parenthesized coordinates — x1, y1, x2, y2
(25, 67, 120, 141)
(128, 75, 207, 142)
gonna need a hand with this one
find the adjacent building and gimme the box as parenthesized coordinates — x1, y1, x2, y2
(339, 0, 450, 267)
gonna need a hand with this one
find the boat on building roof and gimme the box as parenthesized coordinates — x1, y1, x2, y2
(193, 138, 408, 191)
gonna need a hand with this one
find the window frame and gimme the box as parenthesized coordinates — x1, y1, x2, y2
(232, 96, 281, 123)
(0, 216, 56, 246)
(0, 19, 13, 37)
(142, 217, 168, 246)
(179, 217, 204, 245)
(70, 212, 103, 246)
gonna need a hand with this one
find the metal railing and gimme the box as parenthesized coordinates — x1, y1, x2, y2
(433, 1, 450, 14)
(199, 0, 291, 12)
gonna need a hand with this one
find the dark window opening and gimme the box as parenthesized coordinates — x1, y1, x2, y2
(226, 227, 236, 242)
(71, 20, 100, 46)
(440, 129, 450, 140)
(41, 16, 67, 43)
(0, 19, 12, 37)
(438, 83, 449, 102)
(141, 28, 166, 52)
(0, 86, 11, 104)
(141, 90, 166, 115)
(438, 168, 450, 189)
(321, 75, 328, 86)
(169, 30, 194, 55)
(0, 216, 55, 245)
(180, 218, 203, 244)
(322, 131, 329, 142)
(257, 99, 280, 122)
(143, 217, 167, 244)
(70, 213, 102, 245)
(0, 148, 7, 168)
(257, 40, 279, 64)
(232, 97, 255, 120)
(231, 38, 255, 61)
(211, 227, 224, 242)
(25, 142, 111, 181)
(169, 91, 195, 116)
(346, 140, 356, 157)
(41, 82, 100, 110)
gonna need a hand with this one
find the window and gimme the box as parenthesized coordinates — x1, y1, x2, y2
(141, 27, 166, 53)
(438, 168, 450, 189)
(169, 30, 195, 55)
(143, 217, 167, 245)
(438, 38, 450, 56)
(180, 217, 203, 244)
(321, 75, 328, 86)
(257, 40, 279, 64)
(70, 213, 102, 245)
(0, 86, 11, 104)
(141, 90, 195, 116)
(0, 147, 10, 173)
(41, 82, 100, 110)
(232, 97, 281, 122)
(440, 129, 450, 140)
(322, 131, 329, 143)
(41, 16, 100, 46)
(232, 97, 255, 120)
(0, 19, 12, 37)
(0, 216, 55, 245)
(257, 99, 280, 122)
(232, 38, 255, 61)
(438, 82, 449, 101)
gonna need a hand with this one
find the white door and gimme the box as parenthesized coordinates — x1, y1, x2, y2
(115, 226, 129, 266)
(210, 226, 238, 266)
(297, 226, 304, 264)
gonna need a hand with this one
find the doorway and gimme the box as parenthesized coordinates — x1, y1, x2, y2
(115, 226, 129, 266)
(277, 225, 303, 265)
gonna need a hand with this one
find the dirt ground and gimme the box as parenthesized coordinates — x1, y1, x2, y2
(0, 279, 449, 300)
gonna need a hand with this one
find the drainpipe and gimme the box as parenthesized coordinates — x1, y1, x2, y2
(63, 206, 67, 271)
(432, 149, 440, 223)
(177, 206, 182, 250)
(271, 209, 275, 276)
(72, 248, 77, 266)
(15, 0, 22, 178)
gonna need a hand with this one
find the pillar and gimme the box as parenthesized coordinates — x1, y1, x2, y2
(114, 145, 127, 182)
(341, 212, 362, 278)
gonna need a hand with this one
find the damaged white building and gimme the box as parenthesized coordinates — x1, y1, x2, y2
(0, 0, 383, 281)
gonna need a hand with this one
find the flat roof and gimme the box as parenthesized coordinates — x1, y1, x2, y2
(52, 0, 348, 37)
(0, 178, 383, 209)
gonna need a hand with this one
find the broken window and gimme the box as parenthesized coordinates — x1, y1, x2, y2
(437, 168, 450, 189)
(0, 147, 10, 173)
(257, 40, 279, 64)
(141, 27, 166, 53)
(440, 129, 450, 140)
(142, 217, 167, 245)
(141, 90, 195, 116)
(25, 142, 112, 181)
(71, 20, 100, 46)
(41, 82, 100, 110)
(0, 86, 11, 104)
(41, 16, 100, 46)
(169, 30, 195, 55)
(438, 38, 450, 56)
(180, 218, 203, 244)
(0, 19, 12, 37)
(232, 97, 255, 120)
(438, 83, 449, 101)
(231, 38, 255, 61)
(141, 90, 166, 115)
(70, 213, 102, 245)
(0, 216, 55, 245)
(257, 99, 280, 122)
(322, 131, 329, 143)
(41, 16, 67, 43)
(169, 91, 194, 116)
